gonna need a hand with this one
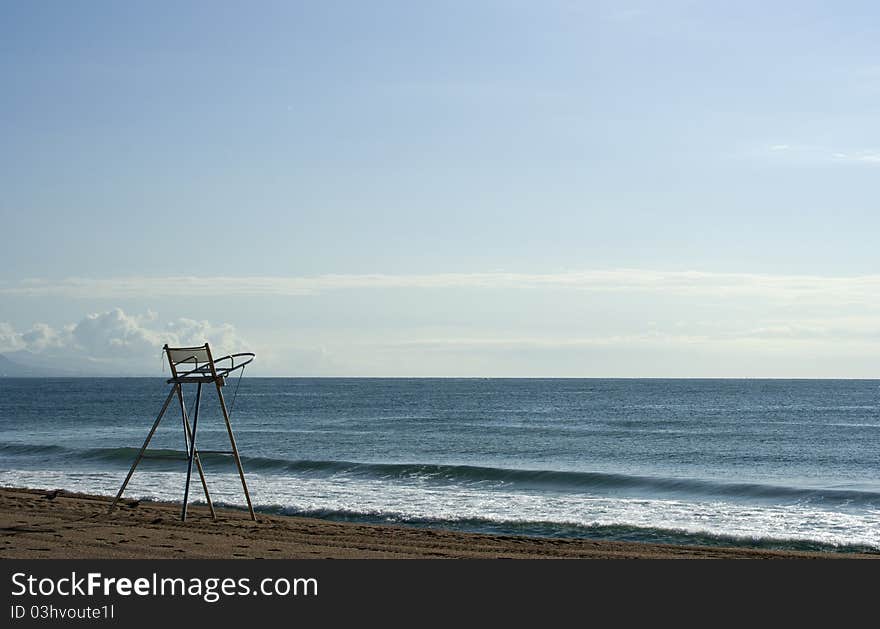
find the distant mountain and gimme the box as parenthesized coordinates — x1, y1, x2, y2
(0, 351, 152, 377)
(0, 353, 73, 377)
(0, 354, 17, 376)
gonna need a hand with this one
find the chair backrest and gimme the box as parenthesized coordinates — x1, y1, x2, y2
(164, 343, 218, 381)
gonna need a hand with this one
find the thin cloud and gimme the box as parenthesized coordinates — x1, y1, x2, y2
(386, 324, 880, 350)
(387, 333, 710, 350)
(764, 144, 880, 165)
(4, 270, 880, 304)
(832, 151, 880, 164)
(383, 314, 880, 351)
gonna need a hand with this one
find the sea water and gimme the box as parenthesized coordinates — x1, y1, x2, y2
(1, 378, 878, 552)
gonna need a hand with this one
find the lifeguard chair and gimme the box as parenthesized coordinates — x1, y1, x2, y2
(108, 343, 257, 521)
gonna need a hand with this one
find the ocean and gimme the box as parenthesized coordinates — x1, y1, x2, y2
(1, 377, 878, 553)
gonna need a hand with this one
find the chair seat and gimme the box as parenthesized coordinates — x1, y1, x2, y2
(166, 375, 226, 385)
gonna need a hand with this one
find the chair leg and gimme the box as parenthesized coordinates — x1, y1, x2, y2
(108, 387, 176, 514)
(215, 380, 256, 521)
(176, 384, 216, 519)
(180, 382, 202, 521)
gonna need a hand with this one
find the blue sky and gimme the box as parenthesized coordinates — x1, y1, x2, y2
(1, 1, 879, 376)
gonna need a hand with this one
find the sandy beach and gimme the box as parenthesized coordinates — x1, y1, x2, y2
(1, 486, 874, 559)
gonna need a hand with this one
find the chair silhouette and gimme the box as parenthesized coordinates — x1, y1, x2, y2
(108, 343, 256, 521)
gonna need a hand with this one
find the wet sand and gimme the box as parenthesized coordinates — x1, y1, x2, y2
(1, 486, 874, 559)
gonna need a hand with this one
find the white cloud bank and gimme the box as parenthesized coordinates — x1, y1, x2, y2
(0, 308, 245, 375)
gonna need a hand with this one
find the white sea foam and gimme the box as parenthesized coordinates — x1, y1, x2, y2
(4, 468, 878, 550)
